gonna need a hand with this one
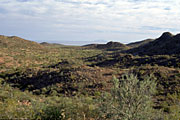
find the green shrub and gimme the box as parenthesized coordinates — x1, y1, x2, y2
(38, 105, 64, 120)
(99, 74, 161, 120)
(162, 93, 180, 120)
(35, 96, 99, 120)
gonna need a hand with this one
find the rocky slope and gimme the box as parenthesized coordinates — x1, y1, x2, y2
(127, 32, 180, 55)
(127, 39, 154, 48)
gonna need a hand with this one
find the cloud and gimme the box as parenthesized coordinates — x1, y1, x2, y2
(0, 0, 180, 44)
(0, 7, 7, 13)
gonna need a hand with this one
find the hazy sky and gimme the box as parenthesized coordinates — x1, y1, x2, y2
(0, 0, 180, 45)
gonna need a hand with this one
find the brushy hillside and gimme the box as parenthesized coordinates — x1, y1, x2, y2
(0, 35, 44, 50)
(127, 32, 180, 55)
(0, 35, 102, 71)
(0, 35, 47, 71)
(0, 34, 180, 119)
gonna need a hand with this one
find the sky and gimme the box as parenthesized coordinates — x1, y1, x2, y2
(0, 0, 180, 45)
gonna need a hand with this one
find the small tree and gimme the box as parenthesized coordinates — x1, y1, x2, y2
(99, 74, 159, 120)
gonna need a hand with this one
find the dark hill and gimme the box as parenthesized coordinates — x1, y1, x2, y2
(127, 32, 180, 55)
(40, 42, 50, 45)
(40, 42, 64, 47)
(84, 41, 128, 50)
(127, 39, 154, 48)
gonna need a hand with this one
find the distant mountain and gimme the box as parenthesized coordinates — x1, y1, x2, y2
(127, 32, 180, 55)
(127, 39, 154, 48)
(83, 41, 128, 50)
(0, 35, 44, 50)
(40, 42, 51, 45)
(40, 42, 64, 47)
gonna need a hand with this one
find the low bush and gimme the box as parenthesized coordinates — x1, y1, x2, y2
(99, 74, 162, 120)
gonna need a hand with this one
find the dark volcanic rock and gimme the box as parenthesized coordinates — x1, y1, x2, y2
(83, 41, 128, 50)
(127, 39, 154, 48)
(127, 32, 180, 55)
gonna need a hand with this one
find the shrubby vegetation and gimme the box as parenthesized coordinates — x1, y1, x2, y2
(1, 34, 180, 119)
(0, 82, 99, 119)
(99, 74, 162, 120)
(0, 73, 166, 119)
